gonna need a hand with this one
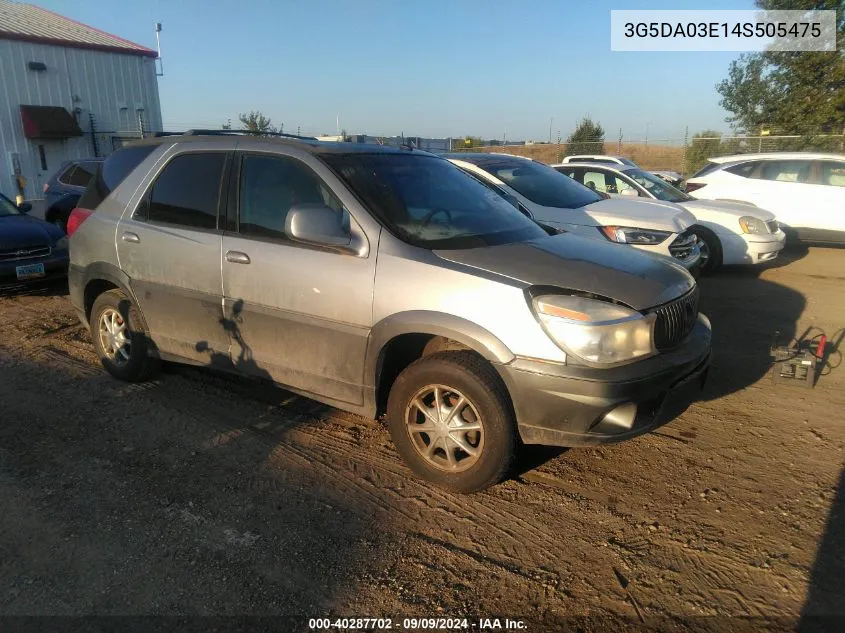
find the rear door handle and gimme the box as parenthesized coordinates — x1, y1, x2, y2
(225, 250, 251, 264)
(121, 232, 140, 243)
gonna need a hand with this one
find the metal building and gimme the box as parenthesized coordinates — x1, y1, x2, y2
(0, 1, 163, 202)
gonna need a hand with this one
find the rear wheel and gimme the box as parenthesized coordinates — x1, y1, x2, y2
(690, 226, 722, 274)
(90, 289, 159, 382)
(386, 351, 516, 493)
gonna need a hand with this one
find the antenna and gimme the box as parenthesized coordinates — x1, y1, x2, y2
(154, 22, 164, 76)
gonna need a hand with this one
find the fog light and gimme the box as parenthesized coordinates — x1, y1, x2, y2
(595, 402, 638, 433)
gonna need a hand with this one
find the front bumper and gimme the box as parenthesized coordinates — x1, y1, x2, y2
(0, 252, 68, 288)
(497, 314, 711, 447)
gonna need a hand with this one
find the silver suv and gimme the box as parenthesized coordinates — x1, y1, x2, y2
(67, 133, 711, 493)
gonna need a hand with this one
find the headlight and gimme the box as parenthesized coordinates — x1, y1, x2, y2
(532, 294, 656, 365)
(738, 216, 766, 234)
(599, 226, 672, 245)
(55, 236, 69, 250)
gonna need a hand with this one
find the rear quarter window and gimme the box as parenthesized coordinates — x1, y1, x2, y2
(723, 161, 760, 178)
(78, 145, 158, 211)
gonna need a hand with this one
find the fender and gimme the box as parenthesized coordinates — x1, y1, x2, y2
(71, 261, 140, 327)
(364, 310, 515, 389)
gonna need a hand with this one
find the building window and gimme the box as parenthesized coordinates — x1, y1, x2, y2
(38, 144, 47, 171)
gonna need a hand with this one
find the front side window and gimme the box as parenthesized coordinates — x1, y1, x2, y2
(146, 153, 226, 229)
(238, 154, 344, 240)
(472, 158, 602, 208)
(818, 161, 845, 187)
(323, 153, 546, 249)
(757, 160, 811, 183)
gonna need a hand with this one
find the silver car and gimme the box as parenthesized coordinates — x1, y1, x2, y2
(67, 133, 711, 493)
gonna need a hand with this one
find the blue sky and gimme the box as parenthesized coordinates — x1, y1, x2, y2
(37, 0, 754, 142)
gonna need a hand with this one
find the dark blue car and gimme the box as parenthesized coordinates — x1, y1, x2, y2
(43, 158, 102, 232)
(0, 192, 69, 288)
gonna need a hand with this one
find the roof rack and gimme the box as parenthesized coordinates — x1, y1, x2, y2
(180, 129, 318, 141)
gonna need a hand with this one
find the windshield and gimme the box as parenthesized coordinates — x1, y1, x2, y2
(0, 194, 21, 217)
(625, 169, 692, 202)
(322, 153, 547, 249)
(475, 158, 602, 208)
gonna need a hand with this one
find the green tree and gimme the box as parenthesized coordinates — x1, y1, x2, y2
(238, 111, 277, 135)
(685, 130, 723, 176)
(566, 117, 605, 156)
(716, 0, 844, 140)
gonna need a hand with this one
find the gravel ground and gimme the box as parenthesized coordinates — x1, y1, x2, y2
(1, 246, 843, 631)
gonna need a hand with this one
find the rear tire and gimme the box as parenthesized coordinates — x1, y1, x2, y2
(90, 289, 160, 382)
(690, 226, 722, 274)
(386, 351, 516, 493)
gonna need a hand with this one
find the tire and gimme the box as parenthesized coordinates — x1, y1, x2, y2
(690, 226, 722, 274)
(90, 289, 160, 382)
(386, 351, 516, 493)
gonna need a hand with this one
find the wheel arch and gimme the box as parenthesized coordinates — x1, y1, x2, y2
(366, 311, 515, 417)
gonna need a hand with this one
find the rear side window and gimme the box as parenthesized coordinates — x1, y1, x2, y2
(66, 161, 98, 187)
(723, 161, 760, 178)
(692, 162, 724, 178)
(757, 160, 810, 183)
(57, 164, 78, 185)
(78, 145, 157, 210)
(144, 153, 227, 230)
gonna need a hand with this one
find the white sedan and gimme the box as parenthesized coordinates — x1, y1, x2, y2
(554, 161, 786, 273)
(446, 153, 701, 272)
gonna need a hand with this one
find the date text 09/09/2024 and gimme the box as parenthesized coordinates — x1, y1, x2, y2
(308, 618, 527, 630)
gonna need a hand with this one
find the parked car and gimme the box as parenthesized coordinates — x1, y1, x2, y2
(554, 162, 786, 273)
(684, 152, 845, 244)
(68, 135, 711, 493)
(0, 191, 68, 287)
(43, 158, 103, 232)
(446, 153, 701, 272)
(559, 155, 638, 167)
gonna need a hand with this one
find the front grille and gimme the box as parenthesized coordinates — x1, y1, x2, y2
(668, 231, 697, 261)
(651, 286, 699, 350)
(0, 244, 51, 261)
(766, 220, 779, 233)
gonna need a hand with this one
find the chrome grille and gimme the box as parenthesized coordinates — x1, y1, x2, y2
(766, 220, 779, 233)
(652, 286, 699, 350)
(668, 230, 697, 261)
(0, 245, 50, 261)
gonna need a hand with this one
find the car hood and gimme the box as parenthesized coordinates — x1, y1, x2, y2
(678, 198, 776, 222)
(0, 214, 63, 250)
(578, 198, 696, 233)
(436, 232, 695, 310)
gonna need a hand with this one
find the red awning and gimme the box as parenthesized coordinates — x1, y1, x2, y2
(19, 105, 84, 139)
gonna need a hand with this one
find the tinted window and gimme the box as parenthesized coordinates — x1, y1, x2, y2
(146, 153, 226, 229)
(78, 144, 157, 211)
(819, 161, 845, 187)
(692, 162, 725, 178)
(474, 158, 602, 208)
(66, 161, 98, 187)
(757, 160, 811, 183)
(723, 161, 760, 178)
(238, 154, 343, 239)
(323, 153, 546, 249)
(57, 164, 78, 185)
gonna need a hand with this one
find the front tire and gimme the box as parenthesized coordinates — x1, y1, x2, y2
(386, 351, 516, 493)
(90, 289, 159, 382)
(690, 226, 722, 274)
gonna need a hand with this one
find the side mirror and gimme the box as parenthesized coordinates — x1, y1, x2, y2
(285, 203, 353, 251)
(18, 202, 32, 213)
(620, 188, 640, 198)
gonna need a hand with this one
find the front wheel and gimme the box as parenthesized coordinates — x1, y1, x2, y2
(386, 351, 516, 493)
(690, 227, 722, 274)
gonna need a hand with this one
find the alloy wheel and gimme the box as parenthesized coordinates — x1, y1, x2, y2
(98, 307, 131, 366)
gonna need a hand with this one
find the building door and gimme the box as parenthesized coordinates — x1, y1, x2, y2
(31, 140, 67, 195)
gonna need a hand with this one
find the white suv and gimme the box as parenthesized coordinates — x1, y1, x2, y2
(685, 152, 845, 244)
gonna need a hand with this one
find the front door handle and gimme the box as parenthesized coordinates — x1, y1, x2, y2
(121, 232, 140, 244)
(225, 250, 251, 264)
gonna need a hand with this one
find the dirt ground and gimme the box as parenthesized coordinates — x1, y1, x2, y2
(1, 246, 843, 631)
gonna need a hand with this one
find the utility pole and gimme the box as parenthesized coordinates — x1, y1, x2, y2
(617, 127, 622, 154)
(549, 117, 553, 144)
(645, 121, 650, 145)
